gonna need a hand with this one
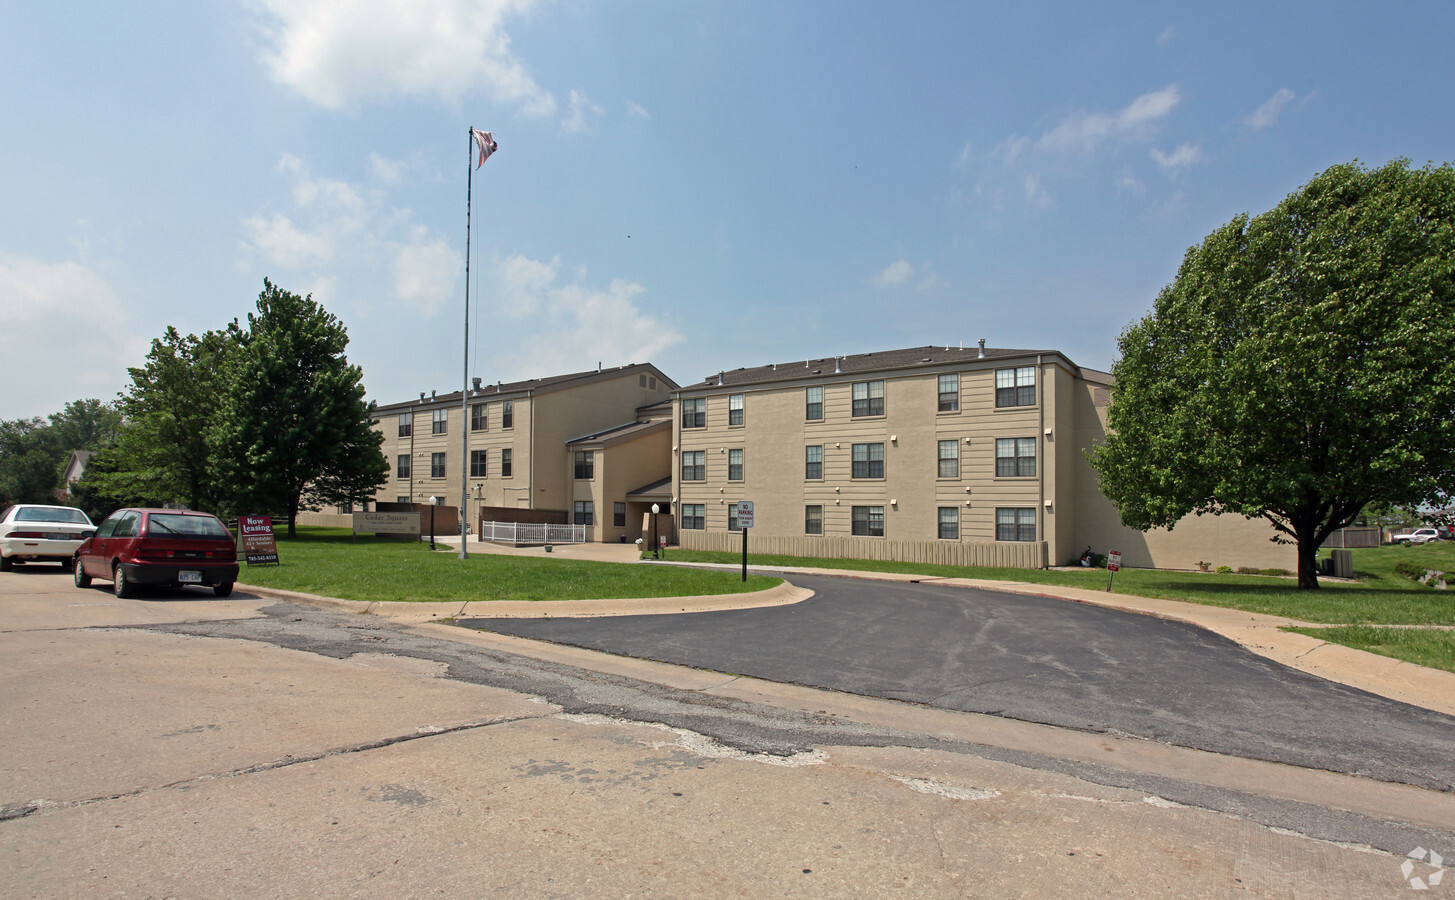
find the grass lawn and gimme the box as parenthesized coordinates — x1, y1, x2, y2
(238, 527, 779, 603)
(658, 542, 1455, 626)
(1282, 625, 1455, 674)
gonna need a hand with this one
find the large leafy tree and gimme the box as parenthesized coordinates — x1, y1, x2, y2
(211, 280, 387, 536)
(1091, 159, 1455, 589)
(0, 418, 61, 506)
(98, 327, 237, 512)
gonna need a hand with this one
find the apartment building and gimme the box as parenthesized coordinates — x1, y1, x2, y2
(372, 364, 677, 542)
(671, 344, 1291, 571)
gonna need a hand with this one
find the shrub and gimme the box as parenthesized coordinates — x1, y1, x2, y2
(1259, 568, 1291, 577)
(1236, 566, 1259, 575)
(1216, 565, 1233, 574)
(1395, 562, 1426, 581)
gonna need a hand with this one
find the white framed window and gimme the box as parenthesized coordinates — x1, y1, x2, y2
(852, 380, 885, 417)
(397, 455, 410, 478)
(805, 505, 823, 535)
(805, 445, 823, 480)
(728, 449, 743, 481)
(729, 393, 744, 426)
(470, 450, 487, 478)
(938, 374, 959, 412)
(471, 403, 487, 431)
(805, 386, 823, 421)
(938, 440, 959, 478)
(995, 366, 1036, 408)
(574, 450, 594, 480)
(430, 452, 446, 478)
(574, 501, 594, 526)
(681, 451, 705, 481)
(852, 442, 884, 479)
(681, 504, 705, 530)
(502, 400, 514, 429)
(996, 507, 1037, 542)
(501, 448, 513, 477)
(996, 438, 1037, 477)
(681, 398, 706, 429)
(852, 505, 884, 537)
(938, 507, 959, 540)
(398, 412, 413, 437)
(432, 408, 448, 434)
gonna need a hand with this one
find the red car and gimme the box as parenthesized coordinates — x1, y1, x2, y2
(74, 508, 239, 598)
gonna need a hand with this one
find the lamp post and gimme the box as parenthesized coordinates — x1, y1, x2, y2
(651, 503, 660, 560)
(428, 495, 438, 551)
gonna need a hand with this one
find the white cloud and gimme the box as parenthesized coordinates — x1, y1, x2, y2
(240, 153, 461, 319)
(1156, 26, 1176, 48)
(0, 254, 141, 416)
(955, 141, 974, 167)
(562, 89, 605, 134)
(252, 0, 556, 115)
(1150, 142, 1203, 172)
(392, 236, 462, 316)
(1036, 85, 1181, 155)
(488, 255, 684, 376)
(874, 258, 941, 290)
(991, 135, 1030, 166)
(1024, 173, 1051, 209)
(875, 260, 915, 287)
(1245, 88, 1297, 131)
(626, 100, 650, 119)
(1115, 168, 1146, 194)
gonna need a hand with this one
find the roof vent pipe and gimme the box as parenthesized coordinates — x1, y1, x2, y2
(431, 390, 436, 400)
(834, 357, 842, 374)
(472, 377, 482, 392)
(978, 338, 986, 359)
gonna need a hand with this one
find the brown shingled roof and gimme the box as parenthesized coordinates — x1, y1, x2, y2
(684, 345, 1066, 389)
(374, 362, 677, 413)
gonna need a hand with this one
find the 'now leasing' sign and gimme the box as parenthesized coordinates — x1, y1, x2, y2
(239, 515, 280, 565)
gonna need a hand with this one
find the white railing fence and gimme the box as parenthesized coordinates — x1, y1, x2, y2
(478, 521, 587, 545)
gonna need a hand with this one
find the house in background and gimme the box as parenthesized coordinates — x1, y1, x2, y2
(61, 450, 94, 501)
(370, 364, 677, 543)
(668, 343, 1291, 571)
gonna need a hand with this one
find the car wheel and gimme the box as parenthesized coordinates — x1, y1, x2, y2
(0, 554, 11, 572)
(213, 582, 234, 598)
(73, 561, 91, 588)
(113, 565, 135, 598)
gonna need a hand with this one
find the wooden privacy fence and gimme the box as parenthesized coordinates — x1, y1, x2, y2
(677, 531, 1048, 569)
(1321, 527, 1381, 549)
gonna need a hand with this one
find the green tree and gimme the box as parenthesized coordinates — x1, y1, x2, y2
(211, 279, 387, 536)
(48, 399, 122, 454)
(99, 327, 237, 512)
(0, 417, 62, 506)
(1090, 159, 1455, 589)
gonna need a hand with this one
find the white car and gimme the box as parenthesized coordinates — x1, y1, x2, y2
(0, 504, 96, 570)
(1392, 527, 1441, 545)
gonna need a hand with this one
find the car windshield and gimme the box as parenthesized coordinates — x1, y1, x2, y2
(146, 514, 231, 539)
(15, 507, 91, 525)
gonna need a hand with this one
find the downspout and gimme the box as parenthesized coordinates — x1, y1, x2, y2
(1037, 354, 1046, 565)
(527, 388, 535, 509)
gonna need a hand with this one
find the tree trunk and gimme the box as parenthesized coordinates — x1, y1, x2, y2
(1296, 533, 1321, 590)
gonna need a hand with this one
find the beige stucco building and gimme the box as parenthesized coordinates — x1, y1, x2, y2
(670, 345, 1293, 571)
(371, 364, 677, 543)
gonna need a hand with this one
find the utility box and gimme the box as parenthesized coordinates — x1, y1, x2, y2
(1331, 548, 1354, 579)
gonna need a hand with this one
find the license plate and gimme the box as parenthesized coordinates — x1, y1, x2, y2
(179, 571, 202, 583)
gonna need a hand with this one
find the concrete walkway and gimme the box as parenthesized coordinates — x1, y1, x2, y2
(243, 534, 1455, 719)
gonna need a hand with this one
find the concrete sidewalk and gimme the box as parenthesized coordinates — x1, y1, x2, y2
(247, 534, 1455, 718)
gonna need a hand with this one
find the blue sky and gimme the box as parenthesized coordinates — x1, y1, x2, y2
(4, 1, 1452, 420)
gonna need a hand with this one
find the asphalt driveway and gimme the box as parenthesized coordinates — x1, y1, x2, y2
(462, 572, 1455, 791)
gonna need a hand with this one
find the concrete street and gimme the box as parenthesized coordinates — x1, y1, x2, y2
(3, 563, 1453, 897)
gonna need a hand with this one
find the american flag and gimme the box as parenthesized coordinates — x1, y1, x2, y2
(472, 129, 498, 168)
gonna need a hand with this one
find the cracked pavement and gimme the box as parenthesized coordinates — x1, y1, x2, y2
(3, 570, 1454, 896)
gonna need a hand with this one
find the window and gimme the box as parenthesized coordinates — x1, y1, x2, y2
(613, 502, 626, 527)
(470, 449, 487, 478)
(805, 445, 823, 480)
(938, 507, 959, 540)
(852, 505, 884, 537)
(396, 496, 409, 504)
(852, 380, 885, 417)
(574, 501, 594, 526)
(729, 394, 744, 426)
(432, 408, 448, 434)
(502, 400, 514, 429)
(681, 450, 705, 481)
(639, 374, 647, 387)
(681, 503, 705, 530)
(397, 454, 411, 478)
(996, 438, 1037, 477)
(938, 374, 959, 412)
(471, 403, 487, 431)
(681, 398, 705, 429)
(938, 440, 960, 478)
(430, 452, 446, 478)
(728, 449, 743, 481)
(805, 505, 823, 535)
(650, 376, 657, 390)
(728, 505, 742, 531)
(340, 501, 353, 514)
(574, 451, 594, 480)
(995, 366, 1036, 408)
(501, 448, 513, 477)
(805, 386, 823, 421)
(996, 508, 1037, 542)
(852, 442, 885, 479)
(398, 412, 413, 437)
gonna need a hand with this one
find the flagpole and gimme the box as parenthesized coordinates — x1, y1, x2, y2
(459, 127, 474, 560)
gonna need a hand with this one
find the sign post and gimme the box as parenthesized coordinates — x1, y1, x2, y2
(1106, 549, 1121, 592)
(736, 500, 754, 582)
(238, 515, 279, 566)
